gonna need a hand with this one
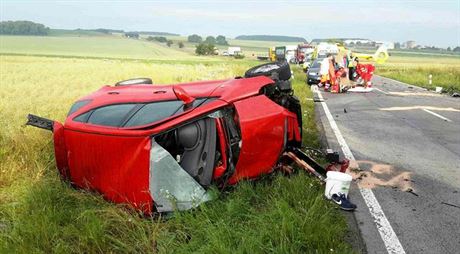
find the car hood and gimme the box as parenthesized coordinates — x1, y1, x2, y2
(308, 68, 320, 74)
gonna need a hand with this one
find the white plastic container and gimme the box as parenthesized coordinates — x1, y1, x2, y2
(435, 87, 443, 93)
(325, 171, 352, 199)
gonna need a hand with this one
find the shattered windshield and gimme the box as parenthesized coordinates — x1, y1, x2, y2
(149, 139, 211, 212)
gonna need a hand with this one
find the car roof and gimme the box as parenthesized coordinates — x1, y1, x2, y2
(68, 76, 274, 119)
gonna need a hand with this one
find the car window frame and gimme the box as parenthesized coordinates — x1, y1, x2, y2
(72, 97, 215, 128)
(67, 99, 92, 117)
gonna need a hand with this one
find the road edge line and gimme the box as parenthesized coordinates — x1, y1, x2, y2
(373, 87, 389, 95)
(314, 86, 406, 254)
(422, 108, 452, 122)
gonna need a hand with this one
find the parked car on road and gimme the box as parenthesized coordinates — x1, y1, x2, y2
(306, 58, 323, 85)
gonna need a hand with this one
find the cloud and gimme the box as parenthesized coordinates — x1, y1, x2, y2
(151, 3, 459, 28)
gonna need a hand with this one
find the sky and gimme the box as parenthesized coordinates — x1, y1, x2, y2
(1, 0, 459, 47)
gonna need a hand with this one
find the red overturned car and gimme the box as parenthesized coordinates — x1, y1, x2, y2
(27, 62, 305, 214)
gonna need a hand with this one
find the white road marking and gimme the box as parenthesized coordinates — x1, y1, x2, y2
(374, 75, 428, 91)
(422, 109, 452, 122)
(314, 86, 406, 254)
(373, 87, 389, 95)
(380, 106, 460, 112)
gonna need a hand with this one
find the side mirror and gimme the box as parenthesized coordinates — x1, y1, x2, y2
(173, 86, 195, 107)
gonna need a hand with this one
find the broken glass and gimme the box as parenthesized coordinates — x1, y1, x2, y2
(149, 139, 211, 212)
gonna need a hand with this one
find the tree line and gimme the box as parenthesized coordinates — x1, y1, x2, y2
(235, 35, 307, 42)
(187, 34, 228, 45)
(146, 36, 182, 48)
(187, 35, 229, 56)
(0, 21, 50, 35)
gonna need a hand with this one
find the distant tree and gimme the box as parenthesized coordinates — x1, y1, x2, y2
(327, 39, 343, 45)
(453, 46, 460, 52)
(205, 36, 216, 44)
(153, 36, 167, 43)
(394, 42, 401, 49)
(0, 20, 49, 35)
(235, 35, 306, 42)
(166, 40, 173, 47)
(216, 35, 229, 45)
(178, 41, 185, 48)
(124, 32, 139, 39)
(146, 36, 168, 43)
(195, 43, 215, 55)
(94, 28, 111, 34)
(447, 47, 452, 51)
(195, 43, 208, 55)
(188, 34, 202, 43)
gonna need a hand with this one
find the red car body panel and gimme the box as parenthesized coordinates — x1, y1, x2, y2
(47, 75, 301, 213)
(53, 122, 70, 179)
(229, 95, 286, 183)
(64, 130, 153, 213)
(229, 95, 301, 183)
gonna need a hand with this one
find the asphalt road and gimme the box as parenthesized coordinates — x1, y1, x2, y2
(314, 76, 460, 254)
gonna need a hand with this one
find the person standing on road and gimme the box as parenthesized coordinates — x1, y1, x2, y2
(327, 55, 336, 91)
(319, 54, 331, 87)
(348, 53, 356, 81)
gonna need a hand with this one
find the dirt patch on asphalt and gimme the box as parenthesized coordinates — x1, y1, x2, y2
(348, 160, 413, 191)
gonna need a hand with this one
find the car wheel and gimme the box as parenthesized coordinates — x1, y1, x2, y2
(244, 61, 291, 81)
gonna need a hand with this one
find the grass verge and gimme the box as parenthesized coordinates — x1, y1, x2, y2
(376, 55, 460, 93)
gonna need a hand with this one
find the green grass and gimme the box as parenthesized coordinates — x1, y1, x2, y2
(0, 54, 351, 253)
(48, 29, 113, 37)
(375, 55, 460, 93)
(0, 35, 300, 62)
(0, 35, 211, 61)
(162, 35, 301, 57)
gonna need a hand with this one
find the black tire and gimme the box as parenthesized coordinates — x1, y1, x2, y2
(244, 60, 291, 81)
(115, 78, 152, 86)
